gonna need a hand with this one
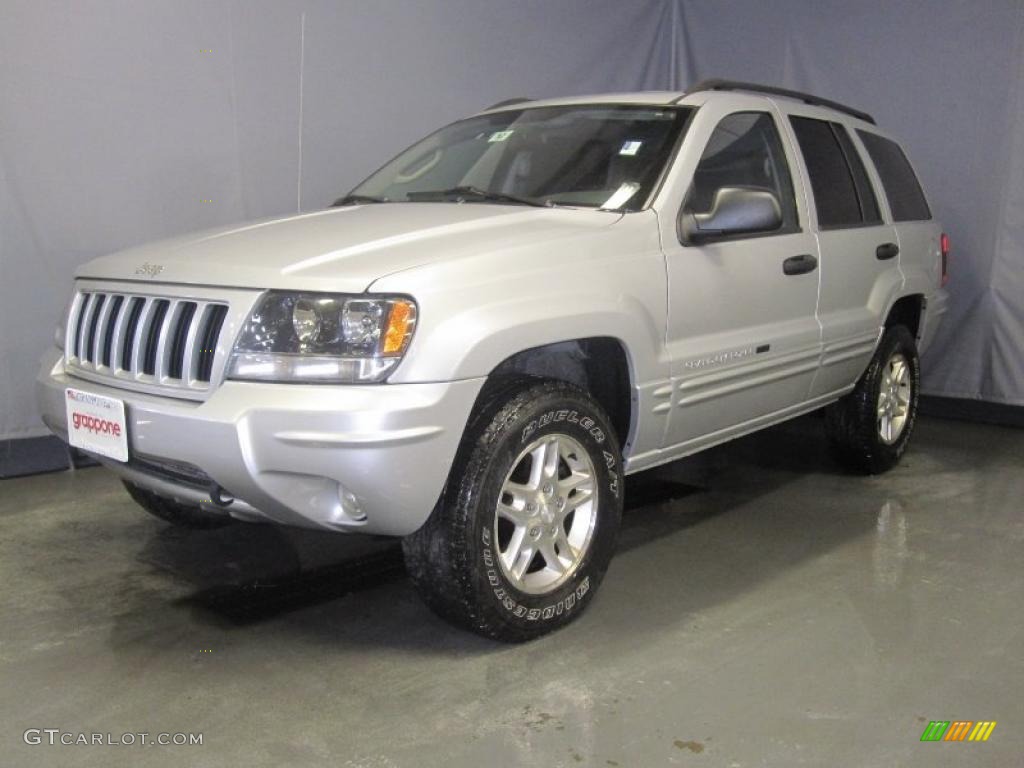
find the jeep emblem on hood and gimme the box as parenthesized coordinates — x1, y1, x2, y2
(135, 262, 164, 277)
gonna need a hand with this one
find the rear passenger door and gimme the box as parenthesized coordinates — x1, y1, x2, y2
(785, 112, 902, 398)
(856, 129, 939, 317)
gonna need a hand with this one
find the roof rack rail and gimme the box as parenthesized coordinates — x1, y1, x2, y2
(680, 79, 876, 125)
(484, 97, 533, 111)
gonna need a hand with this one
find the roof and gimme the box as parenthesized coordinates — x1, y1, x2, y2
(682, 79, 875, 124)
(479, 81, 876, 125)
(480, 91, 684, 112)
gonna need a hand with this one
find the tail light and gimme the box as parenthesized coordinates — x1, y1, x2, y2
(940, 232, 950, 287)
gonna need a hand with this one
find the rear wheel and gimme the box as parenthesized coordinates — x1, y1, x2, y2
(122, 480, 234, 529)
(824, 325, 920, 474)
(402, 378, 623, 642)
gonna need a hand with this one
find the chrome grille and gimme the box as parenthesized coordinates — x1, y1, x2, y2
(65, 290, 230, 392)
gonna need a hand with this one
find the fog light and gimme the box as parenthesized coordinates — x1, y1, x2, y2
(339, 487, 366, 522)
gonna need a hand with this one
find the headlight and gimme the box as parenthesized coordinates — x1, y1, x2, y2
(228, 291, 417, 383)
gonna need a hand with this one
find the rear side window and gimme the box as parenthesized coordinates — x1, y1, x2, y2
(790, 116, 880, 229)
(857, 131, 932, 221)
(833, 127, 881, 224)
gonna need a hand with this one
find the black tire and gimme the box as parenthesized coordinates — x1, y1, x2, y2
(122, 480, 235, 529)
(824, 325, 920, 474)
(402, 378, 624, 642)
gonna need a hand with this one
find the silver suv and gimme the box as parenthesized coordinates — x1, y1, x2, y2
(37, 80, 949, 641)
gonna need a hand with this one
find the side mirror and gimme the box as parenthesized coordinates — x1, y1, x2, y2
(680, 187, 782, 244)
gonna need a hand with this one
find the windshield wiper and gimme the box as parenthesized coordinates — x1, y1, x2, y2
(332, 193, 389, 206)
(407, 186, 550, 208)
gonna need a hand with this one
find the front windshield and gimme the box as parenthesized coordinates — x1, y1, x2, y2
(344, 105, 692, 211)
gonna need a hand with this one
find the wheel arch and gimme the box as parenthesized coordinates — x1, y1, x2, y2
(884, 293, 925, 342)
(480, 337, 636, 453)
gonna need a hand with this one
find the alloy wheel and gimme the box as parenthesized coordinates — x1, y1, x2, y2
(877, 352, 911, 444)
(493, 433, 598, 594)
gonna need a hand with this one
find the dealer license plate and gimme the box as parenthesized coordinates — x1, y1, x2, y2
(65, 388, 129, 462)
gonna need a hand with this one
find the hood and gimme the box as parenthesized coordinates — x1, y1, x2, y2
(78, 204, 622, 293)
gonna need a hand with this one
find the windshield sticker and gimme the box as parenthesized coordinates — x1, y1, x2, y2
(619, 140, 643, 156)
(599, 181, 641, 210)
(488, 130, 514, 143)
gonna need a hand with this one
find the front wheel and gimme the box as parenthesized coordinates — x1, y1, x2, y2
(402, 378, 623, 642)
(824, 325, 921, 474)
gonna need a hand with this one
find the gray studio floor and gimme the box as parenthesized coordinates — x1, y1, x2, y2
(1, 415, 1020, 768)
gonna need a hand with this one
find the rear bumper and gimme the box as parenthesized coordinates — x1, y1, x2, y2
(36, 347, 483, 535)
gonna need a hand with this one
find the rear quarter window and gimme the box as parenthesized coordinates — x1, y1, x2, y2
(856, 131, 932, 222)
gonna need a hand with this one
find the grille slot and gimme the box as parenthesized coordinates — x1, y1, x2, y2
(167, 302, 197, 380)
(83, 294, 106, 363)
(142, 300, 170, 376)
(100, 295, 125, 368)
(72, 294, 91, 359)
(119, 297, 145, 370)
(196, 304, 228, 383)
(66, 290, 230, 393)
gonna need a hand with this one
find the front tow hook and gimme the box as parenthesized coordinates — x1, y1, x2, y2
(210, 485, 235, 508)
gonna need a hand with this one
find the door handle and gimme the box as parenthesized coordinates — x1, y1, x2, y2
(783, 253, 818, 275)
(876, 242, 900, 260)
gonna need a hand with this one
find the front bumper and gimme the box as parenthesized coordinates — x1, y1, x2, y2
(37, 347, 483, 535)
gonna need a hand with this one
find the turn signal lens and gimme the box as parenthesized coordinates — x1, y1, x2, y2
(383, 300, 417, 355)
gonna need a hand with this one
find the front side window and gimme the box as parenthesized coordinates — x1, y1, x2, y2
(683, 111, 799, 237)
(344, 106, 691, 211)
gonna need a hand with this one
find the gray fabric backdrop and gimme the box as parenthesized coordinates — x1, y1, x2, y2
(1, 0, 1021, 440)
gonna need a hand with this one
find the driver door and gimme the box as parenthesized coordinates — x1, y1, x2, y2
(660, 105, 822, 452)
